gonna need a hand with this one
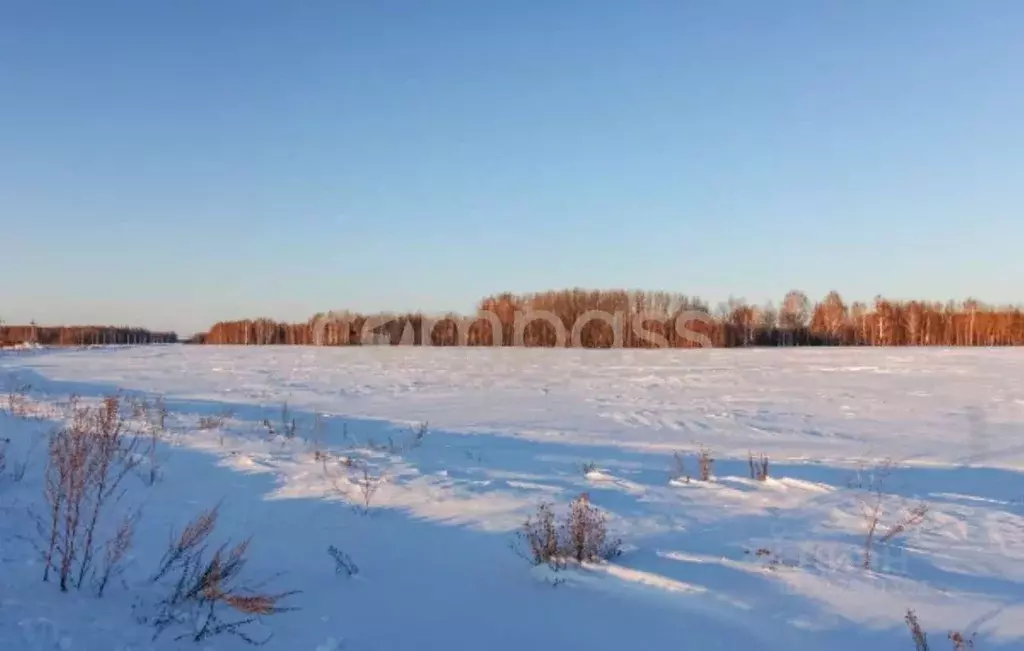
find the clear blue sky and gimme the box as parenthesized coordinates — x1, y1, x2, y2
(2, 1, 1022, 335)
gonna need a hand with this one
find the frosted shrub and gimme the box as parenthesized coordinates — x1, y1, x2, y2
(517, 493, 621, 567)
(521, 502, 560, 566)
(861, 460, 929, 570)
(564, 492, 620, 563)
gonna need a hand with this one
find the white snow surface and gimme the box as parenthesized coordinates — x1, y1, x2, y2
(1, 345, 1023, 650)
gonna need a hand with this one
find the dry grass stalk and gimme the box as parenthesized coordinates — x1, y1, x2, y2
(311, 413, 326, 460)
(322, 454, 384, 515)
(149, 507, 297, 645)
(880, 503, 930, 543)
(355, 462, 383, 514)
(152, 504, 220, 583)
(96, 510, 139, 597)
(906, 609, 930, 651)
(861, 459, 928, 570)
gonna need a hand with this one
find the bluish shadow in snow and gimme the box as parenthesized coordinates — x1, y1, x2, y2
(4, 362, 1023, 650)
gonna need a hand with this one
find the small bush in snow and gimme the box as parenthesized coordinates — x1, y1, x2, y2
(698, 445, 714, 481)
(517, 493, 621, 567)
(148, 505, 298, 645)
(6, 380, 32, 417)
(323, 455, 386, 515)
(861, 459, 928, 570)
(354, 463, 383, 514)
(41, 396, 146, 593)
(520, 502, 560, 566)
(564, 493, 620, 563)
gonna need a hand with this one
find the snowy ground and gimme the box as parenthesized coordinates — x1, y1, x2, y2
(2, 345, 1023, 650)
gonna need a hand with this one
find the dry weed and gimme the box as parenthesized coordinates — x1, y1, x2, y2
(41, 395, 146, 593)
(517, 493, 621, 567)
(148, 506, 298, 645)
(748, 451, 769, 481)
(322, 455, 385, 515)
(698, 445, 714, 481)
(861, 459, 929, 569)
(904, 609, 978, 650)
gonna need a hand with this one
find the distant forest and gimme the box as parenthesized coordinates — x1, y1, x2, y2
(0, 324, 178, 347)
(191, 289, 1024, 348)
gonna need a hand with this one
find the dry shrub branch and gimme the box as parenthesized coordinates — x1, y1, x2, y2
(148, 504, 298, 645)
(861, 459, 929, 570)
(41, 396, 147, 593)
(322, 453, 385, 515)
(905, 609, 977, 650)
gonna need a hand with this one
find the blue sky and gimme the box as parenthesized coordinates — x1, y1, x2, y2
(2, 1, 1022, 335)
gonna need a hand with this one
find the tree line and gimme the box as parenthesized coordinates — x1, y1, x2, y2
(191, 289, 1024, 348)
(0, 324, 178, 347)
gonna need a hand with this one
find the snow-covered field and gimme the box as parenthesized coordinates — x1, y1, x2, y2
(2, 345, 1023, 650)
